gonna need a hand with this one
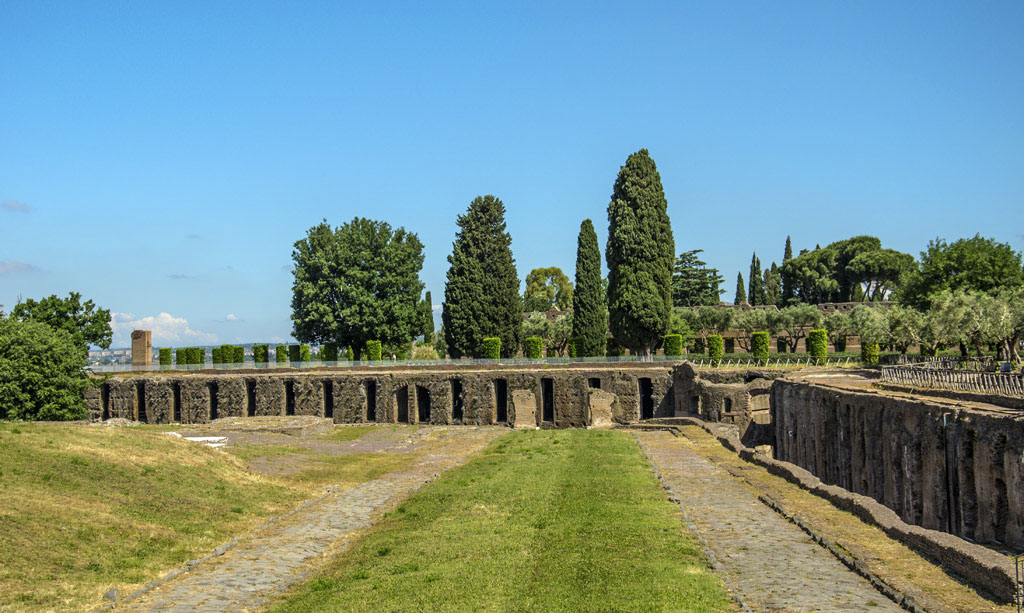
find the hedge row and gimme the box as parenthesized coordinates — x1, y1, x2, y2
(751, 331, 770, 359)
(365, 340, 382, 361)
(175, 347, 204, 365)
(808, 329, 827, 362)
(158, 347, 172, 365)
(253, 344, 269, 363)
(707, 335, 724, 366)
(664, 334, 683, 357)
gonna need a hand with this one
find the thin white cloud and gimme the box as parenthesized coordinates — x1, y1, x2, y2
(169, 273, 188, 280)
(110, 312, 218, 347)
(2, 200, 30, 213)
(0, 260, 39, 275)
(432, 304, 442, 311)
(225, 313, 240, 321)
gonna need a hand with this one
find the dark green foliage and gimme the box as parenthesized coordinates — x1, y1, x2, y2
(606, 149, 675, 355)
(365, 340, 382, 361)
(276, 345, 287, 363)
(663, 334, 683, 357)
(567, 337, 578, 358)
(748, 253, 764, 306)
(763, 263, 781, 307)
(220, 345, 234, 364)
(253, 344, 269, 363)
(751, 331, 770, 359)
(0, 319, 90, 420)
(481, 337, 501, 360)
(193, 347, 206, 365)
(572, 220, 607, 357)
(782, 235, 795, 304)
(808, 329, 827, 362)
(734, 272, 746, 305)
(605, 337, 623, 357)
(781, 236, 914, 304)
(288, 345, 300, 362)
(417, 291, 434, 343)
(524, 336, 544, 359)
(898, 235, 1024, 308)
(524, 267, 573, 312)
(176, 348, 188, 365)
(298, 344, 310, 362)
(835, 335, 847, 352)
(443, 195, 522, 358)
(159, 348, 172, 366)
(691, 337, 706, 354)
(322, 343, 339, 361)
(777, 338, 787, 353)
(724, 337, 735, 353)
(861, 342, 880, 365)
(707, 335, 724, 365)
(291, 218, 426, 360)
(212, 347, 223, 364)
(346, 346, 355, 361)
(672, 249, 724, 308)
(8, 291, 112, 351)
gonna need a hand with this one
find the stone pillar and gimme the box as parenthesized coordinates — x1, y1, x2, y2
(511, 390, 538, 429)
(131, 330, 152, 366)
(588, 390, 616, 429)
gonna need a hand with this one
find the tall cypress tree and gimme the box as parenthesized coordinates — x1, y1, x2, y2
(782, 235, 794, 304)
(748, 253, 763, 306)
(734, 272, 747, 304)
(442, 195, 522, 358)
(606, 149, 675, 356)
(571, 219, 606, 356)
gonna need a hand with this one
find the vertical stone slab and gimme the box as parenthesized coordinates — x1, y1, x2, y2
(84, 386, 102, 421)
(256, 377, 285, 416)
(217, 378, 247, 418)
(293, 377, 324, 416)
(145, 380, 175, 424)
(181, 379, 211, 424)
(588, 390, 616, 429)
(511, 390, 537, 429)
(333, 377, 365, 423)
(108, 379, 138, 420)
(131, 329, 152, 366)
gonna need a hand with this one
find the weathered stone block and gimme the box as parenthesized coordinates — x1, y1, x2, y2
(256, 377, 284, 416)
(216, 378, 246, 417)
(511, 390, 537, 429)
(292, 377, 323, 416)
(108, 379, 138, 420)
(588, 390, 616, 429)
(144, 380, 174, 424)
(181, 379, 210, 424)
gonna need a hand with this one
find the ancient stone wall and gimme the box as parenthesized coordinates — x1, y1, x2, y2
(672, 363, 783, 446)
(772, 378, 1024, 550)
(91, 363, 675, 429)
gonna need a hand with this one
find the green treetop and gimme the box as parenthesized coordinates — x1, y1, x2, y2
(734, 272, 747, 305)
(571, 219, 607, 357)
(523, 267, 573, 312)
(671, 249, 724, 307)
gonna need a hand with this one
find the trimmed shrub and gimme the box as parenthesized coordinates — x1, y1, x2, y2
(298, 344, 310, 362)
(276, 345, 287, 363)
(708, 334, 724, 366)
(808, 329, 827, 363)
(159, 348, 172, 366)
(751, 331, 770, 359)
(212, 347, 222, 364)
(253, 344, 269, 363)
(194, 347, 206, 365)
(176, 348, 188, 365)
(346, 346, 355, 361)
(481, 337, 501, 360)
(322, 343, 339, 361)
(861, 342, 880, 366)
(524, 336, 544, 359)
(567, 337, 579, 359)
(724, 337, 735, 354)
(664, 334, 683, 357)
(229, 346, 241, 363)
(691, 337, 706, 354)
(220, 344, 234, 364)
(365, 340, 382, 361)
(835, 335, 847, 352)
(288, 345, 300, 362)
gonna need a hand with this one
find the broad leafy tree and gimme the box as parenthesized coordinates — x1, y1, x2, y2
(606, 149, 675, 356)
(778, 303, 824, 352)
(9, 292, 112, 352)
(0, 319, 90, 420)
(671, 249, 724, 307)
(291, 218, 425, 359)
(780, 236, 914, 304)
(442, 195, 522, 358)
(898, 235, 1024, 309)
(523, 267, 573, 312)
(571, 219, 607, 356)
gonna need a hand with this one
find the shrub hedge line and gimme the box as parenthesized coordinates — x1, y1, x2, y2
(524, 336, 543, 359)
(751, 331, 770, 359)
(365, 340, 382, 361)
(481, 337, 501, 359)
(664, 334, 683, 357)
(808, 329, 827, 362)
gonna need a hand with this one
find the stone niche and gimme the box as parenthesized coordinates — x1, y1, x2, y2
(673, 362, 782, 446)
(588, 389, 616, 429)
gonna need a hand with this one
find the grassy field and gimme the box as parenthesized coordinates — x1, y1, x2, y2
(271, 429, 731, 613)
(0, 422, 420, 611)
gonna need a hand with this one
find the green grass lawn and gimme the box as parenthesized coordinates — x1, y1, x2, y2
(271, 429, 731, 613)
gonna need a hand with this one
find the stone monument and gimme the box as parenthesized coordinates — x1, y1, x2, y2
(131, 329, 152, 366)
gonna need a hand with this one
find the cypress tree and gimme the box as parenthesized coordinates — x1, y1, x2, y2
(442, 195, 522, 358)
(606, 149, 675, 356)
(748, 253, 762, 306)
(571, 219, 606, 356)
(734, 272, 747, 304)
(782, 235, 794, 304)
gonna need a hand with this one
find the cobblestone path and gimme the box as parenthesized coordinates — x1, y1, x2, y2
(124, 427, 506, 612)
(634, 430, 901, 612)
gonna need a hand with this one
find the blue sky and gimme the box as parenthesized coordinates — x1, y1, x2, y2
(2, 1, 1022, 348)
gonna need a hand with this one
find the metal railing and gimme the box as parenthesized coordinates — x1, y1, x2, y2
(892, 354, 997, 371)
(87, 353, 859, 374)
(881, 363, 1024, 397)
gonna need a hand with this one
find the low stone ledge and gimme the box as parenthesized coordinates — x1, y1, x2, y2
(677, 416, 1017, 603)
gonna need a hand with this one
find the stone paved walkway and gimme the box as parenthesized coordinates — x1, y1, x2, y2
(124, 427, 506, 612)
(633, 430, 901, 612)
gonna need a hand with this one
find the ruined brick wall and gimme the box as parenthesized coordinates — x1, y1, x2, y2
(772, 379, 1024, 550)
(91, 363, 675, 429)
(673, 363, 782, 446)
